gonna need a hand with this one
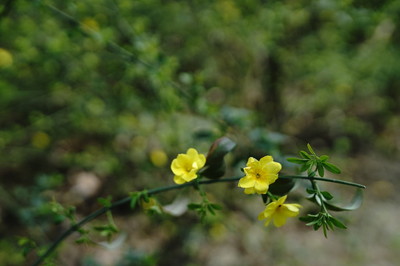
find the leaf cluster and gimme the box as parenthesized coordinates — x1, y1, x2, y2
(188, 199, 222, 222)
(287, 144, 341, 177)
(300, 212, 347, 238)
(129, 190, 149, 209)
(93, 224, 118, 241)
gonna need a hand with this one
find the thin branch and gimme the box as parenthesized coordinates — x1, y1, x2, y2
(32, 174, 365, 265)
(280, 175, 366, 189)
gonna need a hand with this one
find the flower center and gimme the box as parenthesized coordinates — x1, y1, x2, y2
(256, 173, 261, 179)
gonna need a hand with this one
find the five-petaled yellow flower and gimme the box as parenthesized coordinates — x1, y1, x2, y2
(238, 156, 282, 194)
(171, 148, 206, 184)
(258, 195, 302, 227)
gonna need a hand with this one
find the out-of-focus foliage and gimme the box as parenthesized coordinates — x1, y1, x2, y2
(1, 0, 400, 264)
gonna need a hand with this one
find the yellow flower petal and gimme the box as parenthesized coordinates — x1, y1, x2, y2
(182, 171, 197, 182)
(259, 155, 273, 164)
(266, 174, 279, 184)
(246, 157, 257, 165)
(264, 161, 282, 174)
(244, 188, 256, 194)
(264, 217, 272, 226)
(258, 211, 266, 220)
(276, 195, 288, 205)
(254, 179, 268, 192)
(171, 159, 185, 175)
(238, 176, 256, 188)
(273, 214, 288, 227)
(173, 175, 186, 184)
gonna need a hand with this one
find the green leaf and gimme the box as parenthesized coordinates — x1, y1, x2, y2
(313, 221, 322, 231)
(305, 218, 321, 226)
(320, 155, 329, 162)
(299, 215, 316, 223)
(325, 217, 335, 230)
(287, 157, 307, 164)
(187, 203, 201, 210)
(201, 137, 236, 179)
(317, 162, 325, 177)
(306, 188, 316, 194)
(299, 163, 309, 172)
(321, 191, 334, 200)
(322, 162, 341, 174)
(269, 177, 296, 196)
(210, 203, 222, 210)
(299, 150, 311, 159)
(207, 205, 216, 215)
(324, 189, 363, 211)
(314, 194, 322, 206)
(330, 217, 347, 229)
(129, 192, 140, 209)
(307, 143, 316, 155)
(97, 196, 112, 208)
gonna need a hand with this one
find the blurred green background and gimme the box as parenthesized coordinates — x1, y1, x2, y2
(1, 0, 400, 265)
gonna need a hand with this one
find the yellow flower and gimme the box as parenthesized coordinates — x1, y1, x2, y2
(0, 48, 13, 68)
(150, 149, 168, 167)
(171, 148, 206, 184)
(258, 195, 302, 227)
(238, 156, 281, 194)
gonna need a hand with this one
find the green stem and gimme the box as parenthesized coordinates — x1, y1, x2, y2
(267, 191, 278, 201)
(280, 175, 366, 189)
(32, 175, 364, 265)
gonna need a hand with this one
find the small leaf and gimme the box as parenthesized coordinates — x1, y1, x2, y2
(320, 155, 329, 162)
(299, 150, 311, 159)
(321, 191, 334, 200)
(322, 224, 328, 238)
(322, 162, 341, 174)
(305, 219, 320, 226)
(325, 218, 335, 230)
(307, 144, 316, 155)
(97, 196, 112, 208)
(307, 167, 316, 177)
(314, 194, 322, 206)
(287, 157, 307, 164)
(299, 163, 309, 172)
(210, 203, 222, 210)
(313, 221, 322, 231)
(269, 178, 296, 195)
(201, 137, 236, 179)
(317, 162, 325, 177)
(330, 217, 347, 229)
(187, 203, 201, 210)
(306, 188, 316, 194)
(207, 205, 216, 215)
(129, 192, 140, 209)
(299, 216, 315, 223)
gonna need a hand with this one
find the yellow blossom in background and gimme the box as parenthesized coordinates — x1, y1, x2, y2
(171, 148, 206, 184)
(31, 131, 50, 149)
(81, 18, 100, 33)
(238, 156, 281, 194)
(150, 149, 168, 167)
(140, 197, 162, 214)
(258, 195, 302, 227)
(0, 48, 13, 68)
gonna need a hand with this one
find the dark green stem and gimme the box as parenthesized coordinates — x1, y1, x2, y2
(280, 175, 366, 189)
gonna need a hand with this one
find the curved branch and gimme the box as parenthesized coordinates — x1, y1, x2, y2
(31, 175, 364, 265)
